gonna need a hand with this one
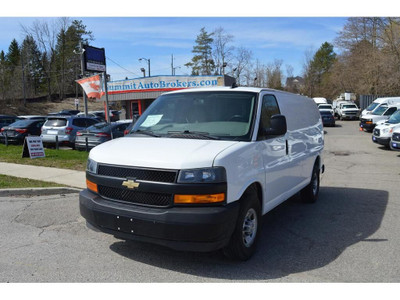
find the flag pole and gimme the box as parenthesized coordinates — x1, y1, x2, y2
(103, 73, 113, 143)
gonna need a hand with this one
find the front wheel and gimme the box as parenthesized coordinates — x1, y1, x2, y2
(223, 186, 261, 261)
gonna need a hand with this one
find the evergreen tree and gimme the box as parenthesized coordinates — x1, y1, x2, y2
(303, 42, 336, 97)
(21, 35, 44, 97)
(185, 28, 215, 75)
(55, 19, 93, 98)
(0, 50, 6, 100)
(6, 39, 20, 68)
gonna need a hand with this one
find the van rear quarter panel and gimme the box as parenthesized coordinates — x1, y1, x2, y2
(214, 91, 324, 213)
(276, 91, 324, 183)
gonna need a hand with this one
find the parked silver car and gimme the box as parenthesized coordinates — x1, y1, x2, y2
(41, 116, 100, 148)
(75, 120, 131, 150)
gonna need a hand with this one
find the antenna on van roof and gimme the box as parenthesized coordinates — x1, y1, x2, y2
(231, 82, 238, 89)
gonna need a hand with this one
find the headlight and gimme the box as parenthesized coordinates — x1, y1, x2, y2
(177, 167, 226, 183)
(86, 158, 98, 174)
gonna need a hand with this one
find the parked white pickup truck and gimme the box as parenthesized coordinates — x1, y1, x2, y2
(337, 103, 359, 120)
(79, 86, 325, 260)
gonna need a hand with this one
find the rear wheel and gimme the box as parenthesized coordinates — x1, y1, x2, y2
(301, 163, 320, 203)
(223, 186, 261, 261)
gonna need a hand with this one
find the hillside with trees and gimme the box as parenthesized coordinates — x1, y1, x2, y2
(0, 18, 93, 109)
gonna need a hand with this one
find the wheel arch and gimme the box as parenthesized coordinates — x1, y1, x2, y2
(239, 181, 263, 212)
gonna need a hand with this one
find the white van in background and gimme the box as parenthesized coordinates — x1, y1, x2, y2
(313, 97, 328, 105)
(360, 105, 400, 132)
(361, 97, 400, 118)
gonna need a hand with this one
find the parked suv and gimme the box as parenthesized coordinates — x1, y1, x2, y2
(41, 116, 100, 148)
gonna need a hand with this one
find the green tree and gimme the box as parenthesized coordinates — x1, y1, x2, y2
(0, 50, 6, 100)
(185, 27, 215, 75)
(303, 42, 336, 97)
(55, 19, 93, 99)
(21, 35, 45, 98)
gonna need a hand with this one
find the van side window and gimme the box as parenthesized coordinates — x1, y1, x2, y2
(260, 95, 280, 128)
(384, 107, 397, 115)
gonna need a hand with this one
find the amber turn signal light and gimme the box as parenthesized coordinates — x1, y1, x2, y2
(174, 193, 225, 204)
(86, 179, 98, 193)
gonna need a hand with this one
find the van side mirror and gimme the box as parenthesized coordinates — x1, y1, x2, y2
(258, 114, 287, 139)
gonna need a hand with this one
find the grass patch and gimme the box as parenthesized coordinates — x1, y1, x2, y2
(0, 143, 88, 171)
(0, 174, 68, 188)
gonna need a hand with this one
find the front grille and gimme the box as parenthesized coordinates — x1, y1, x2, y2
(97, 164, 177, 183)
(374, 129, 380, 137)
(393, 132, 400, 142)
(98, 185, 172, 207)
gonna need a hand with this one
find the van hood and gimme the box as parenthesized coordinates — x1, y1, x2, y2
(89, 136, 239, 170)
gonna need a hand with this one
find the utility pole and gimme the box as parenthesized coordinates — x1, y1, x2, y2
(21, 52, 27, 107)
(171, 54, 174, 75)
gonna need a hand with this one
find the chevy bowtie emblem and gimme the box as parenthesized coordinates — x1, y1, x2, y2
(122, 179, 140, 189)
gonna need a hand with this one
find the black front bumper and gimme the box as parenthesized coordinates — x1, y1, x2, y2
(359, 122, 375, 131)
(372, 135, 390, 146)
(79, 189, 240, 252)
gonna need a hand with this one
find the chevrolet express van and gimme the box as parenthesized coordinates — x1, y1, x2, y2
(79, 87, 325, 260)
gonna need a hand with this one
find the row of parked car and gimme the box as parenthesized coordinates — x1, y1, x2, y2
(314, 97, 360, 128)
(0, 109, 134, 151)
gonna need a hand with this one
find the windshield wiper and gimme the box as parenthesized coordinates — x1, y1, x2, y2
(167, 130, 221, 140)
(131, 129, 161, 137)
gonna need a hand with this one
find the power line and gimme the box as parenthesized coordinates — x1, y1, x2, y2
(106, 56, 140, 78)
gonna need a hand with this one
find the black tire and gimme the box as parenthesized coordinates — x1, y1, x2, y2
(223, 186, 261, 261)
(301, 163, 320, 203)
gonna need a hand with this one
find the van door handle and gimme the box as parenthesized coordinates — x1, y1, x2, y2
(286, 140, 289, 155)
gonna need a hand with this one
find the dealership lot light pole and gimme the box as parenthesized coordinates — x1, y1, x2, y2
(139, 58, 151, 77)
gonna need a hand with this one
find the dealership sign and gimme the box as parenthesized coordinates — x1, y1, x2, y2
(83, 45, 106, 72)
(107, 75, 224, 94)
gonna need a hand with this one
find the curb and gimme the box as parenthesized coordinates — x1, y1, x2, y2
(0, 187, 82, 197)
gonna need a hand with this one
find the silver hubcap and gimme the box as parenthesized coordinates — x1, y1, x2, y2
(242, 208, 258, 247)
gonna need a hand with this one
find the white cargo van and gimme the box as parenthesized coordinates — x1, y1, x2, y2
(372, 109, 400, 147)
(361, 97, 400, 118)
(313, 97, 328, 105)
(80, 87, 325, 260)
(360, 105, 400, 132)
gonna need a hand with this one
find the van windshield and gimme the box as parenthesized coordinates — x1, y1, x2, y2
(342, 104, 357, 109)
(131, 91, 257, 141)
(366, 102, 379, 111)
(387, 110, 400, 124)
(372, 106, 389, 115)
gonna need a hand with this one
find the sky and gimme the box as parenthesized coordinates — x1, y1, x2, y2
(0, 1, 393, 82)
(0, 16, 347, 81)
